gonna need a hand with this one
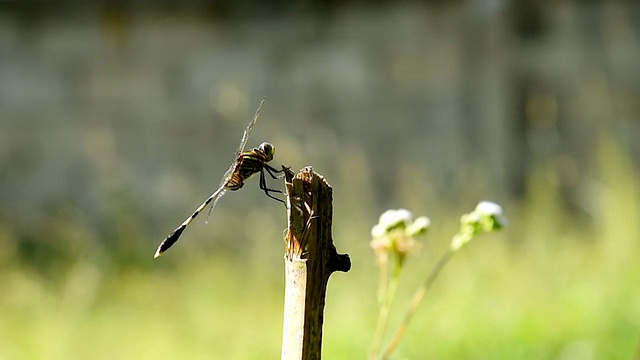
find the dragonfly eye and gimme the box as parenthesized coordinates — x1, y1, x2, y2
(259, 142, 275, 161)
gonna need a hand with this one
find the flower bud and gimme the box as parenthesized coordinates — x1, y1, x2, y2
(407, 216, 431, 237)
(450, 201, 506, 251)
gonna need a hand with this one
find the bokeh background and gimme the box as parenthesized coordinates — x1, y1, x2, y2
(1, 1, 639, 359)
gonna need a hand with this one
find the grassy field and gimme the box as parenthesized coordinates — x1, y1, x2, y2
(1, 142, 639, 359)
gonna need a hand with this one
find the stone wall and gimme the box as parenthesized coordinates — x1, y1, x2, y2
(1, 2, 638, 238)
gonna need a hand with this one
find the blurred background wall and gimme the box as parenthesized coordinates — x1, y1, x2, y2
(0, 0, 638, 263)
(2, 2, 640, 359)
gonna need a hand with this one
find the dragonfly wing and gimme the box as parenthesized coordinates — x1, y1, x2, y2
(206, 97, 266, 219)
(207, 160, 237, 222)
(205, 187, 228, 222)
(211, 97, 266, 192)
(154, 186, 227, 258)
(218, 158, 237, 188)
(233, 97, 266, 161)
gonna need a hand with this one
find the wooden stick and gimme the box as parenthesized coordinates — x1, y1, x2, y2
(281, 166, 351, 360)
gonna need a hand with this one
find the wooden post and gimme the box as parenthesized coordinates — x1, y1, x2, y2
(281, 166, 351, 360)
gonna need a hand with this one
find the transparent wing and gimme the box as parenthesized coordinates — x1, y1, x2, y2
(206, 97, 266, 221)
(231, 96, 266, 170)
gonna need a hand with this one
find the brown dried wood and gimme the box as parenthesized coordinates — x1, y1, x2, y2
(281, 167, 351, 360)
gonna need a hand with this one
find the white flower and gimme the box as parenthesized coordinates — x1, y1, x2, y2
(475, 201, 503, 217)
(475, 201, 508, 229)
(371, 224, 386, 238)
(407, 216, 431, 237)
(450, 201, 507, 251)
(378, 209, 413, 231)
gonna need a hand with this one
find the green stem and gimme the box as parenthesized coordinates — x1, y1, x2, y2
(377, 257, 389, 306)
(380, 249, 455, 360)
(369, 259, 402, 360)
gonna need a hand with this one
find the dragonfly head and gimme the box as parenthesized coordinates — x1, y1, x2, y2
(258, 142, 276, 162)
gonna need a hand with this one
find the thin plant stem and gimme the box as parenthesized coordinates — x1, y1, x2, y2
(377, 256, 389, 306)
(369, 257, 402, 360)
(369, 258, 388, 360)
(380, 248, 455, 359)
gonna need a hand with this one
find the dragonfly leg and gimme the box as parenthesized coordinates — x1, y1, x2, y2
(264, 164, 287, 179)
(260, 169, 285, 204)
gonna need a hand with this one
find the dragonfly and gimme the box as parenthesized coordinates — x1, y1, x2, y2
(154, 98, 286, 258)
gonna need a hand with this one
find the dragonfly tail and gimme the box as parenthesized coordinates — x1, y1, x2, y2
(154, 225, 186, 258)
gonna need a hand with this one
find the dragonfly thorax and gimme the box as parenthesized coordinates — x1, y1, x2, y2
(257, 142, 276, 162)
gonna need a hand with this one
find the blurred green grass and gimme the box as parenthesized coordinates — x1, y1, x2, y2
(1, 139, 639, 359)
